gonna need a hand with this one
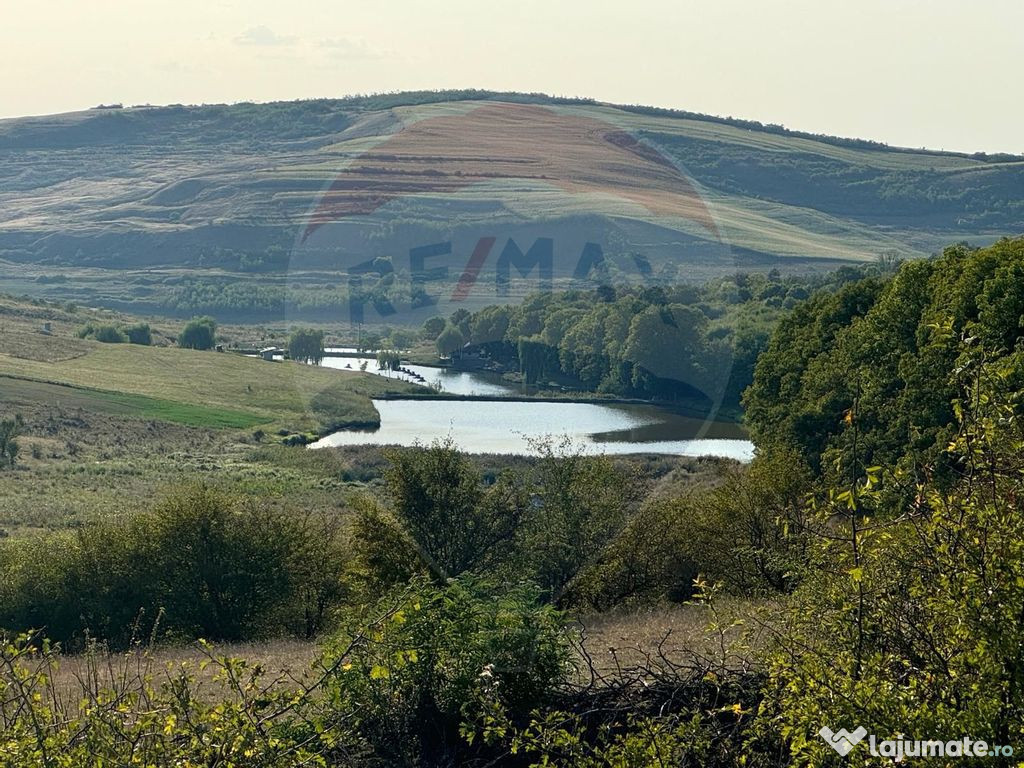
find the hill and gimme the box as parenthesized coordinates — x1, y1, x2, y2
(0, 294, 419, 434)
(1, 90, 1021, 320)
(0, 293, 421, 534)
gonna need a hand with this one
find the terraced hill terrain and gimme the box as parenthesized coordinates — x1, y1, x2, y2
(2, 91, 1020, 320)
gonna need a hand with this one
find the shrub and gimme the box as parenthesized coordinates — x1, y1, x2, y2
(0, 634, 354, 766)
(677, 452, 810, 596)
(350, 500, 425, 590)
(323, 577, 569, 765)
(77, 323, 127, 343)
(513, 438, 632, 599)
(380, 437, 520, 580)
(0, 484, 350, 647)
(760, 363, 1024, 764)
(143, 485, 302, 640)
(376, 349, 401, 371)
(568, 496, 700, 608)
(0, 414, 22, 468)
(94, 324, 126, 344)
(123, 321, 152, 345)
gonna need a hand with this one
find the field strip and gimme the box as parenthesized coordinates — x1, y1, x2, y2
(0, 373, 267, 429)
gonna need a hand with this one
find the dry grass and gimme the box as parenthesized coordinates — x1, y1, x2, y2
(46, 639, 321, 708)
(40, 600, 775, 707)
(0, 376, 364, 535)
(575, 599, 768, 677)
(0, 296, 94, 361)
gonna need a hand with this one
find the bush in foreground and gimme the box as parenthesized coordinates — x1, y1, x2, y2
(324, 578, 569, 765)
(0, 577, 767, 767)
(759, 360, 1024, 765)
(0, 485, 348, 647)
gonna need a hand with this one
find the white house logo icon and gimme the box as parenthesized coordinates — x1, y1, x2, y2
(820, 726, 868, 756)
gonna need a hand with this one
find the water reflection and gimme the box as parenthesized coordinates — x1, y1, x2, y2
(310, 398, 754, 461)
(308, 349, 753, 460)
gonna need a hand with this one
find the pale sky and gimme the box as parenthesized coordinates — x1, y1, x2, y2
(2, 0, 1022, 154)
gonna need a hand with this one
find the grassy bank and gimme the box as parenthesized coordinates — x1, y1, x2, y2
(0, 343, 422, 433)
(0, 375, 265, 429)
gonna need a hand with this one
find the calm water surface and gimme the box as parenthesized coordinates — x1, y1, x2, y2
(311, 352, 754, 461)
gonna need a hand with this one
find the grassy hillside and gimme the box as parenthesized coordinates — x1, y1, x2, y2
(0, 294, 424, 534)
(0, 294, 421, 433)
(0, 345, 411, 431)
(1, 91, 1020, 320)
(0, 376, 264, 429)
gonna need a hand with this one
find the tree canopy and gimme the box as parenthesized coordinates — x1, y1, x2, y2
(745, 237, 1024, 478)
(288, 327, 325, 364)
(451, 265, 889, 410)
(435, 323, 465, 358)
(177, 316, 217, 350)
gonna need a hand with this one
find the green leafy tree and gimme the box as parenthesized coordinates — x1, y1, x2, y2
(178, 316, 217, 350)
(123, 322, 152, 345)
(93, 324, 127, 343)
(288, 327, 325, 364)
(762, 361, 1024, 765)
(358, 329, 383, 352)
(142, 484, 303, 640)
(435, 323, 465, 359)
(558, 307, 608, 388)
(376, 349, 401, 372)
(745, 239, 1024, 480)
(540, 306, 585, 348)
(517, 336, 558, 385)
(449, 307, 472, 336)
(622, 303, 719, 401)
(469, 304, 511, 344)
(386, 328, 416, 350)
(379, 438, 520, 579)
(0, 413, 23, 468)
(572, 449, 810, 608)
(421, 315, 446, 340)
(514, 437, 632, 599)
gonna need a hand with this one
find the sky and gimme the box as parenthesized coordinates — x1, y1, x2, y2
(2, 0, 1022, 154)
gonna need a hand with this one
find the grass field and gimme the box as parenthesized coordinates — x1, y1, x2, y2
(41, 599, 765, 706)
(0, 296, 731, 537)
(0, 340, 421, 432)
(0, 375, 265, 428)
(0, 374, 394, 535)
(0, 296, 425, 534)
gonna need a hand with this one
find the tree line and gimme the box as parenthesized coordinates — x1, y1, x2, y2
(423, 264, 890, 411)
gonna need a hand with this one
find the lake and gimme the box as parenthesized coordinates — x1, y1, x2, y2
(309, 352, 755, 461)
